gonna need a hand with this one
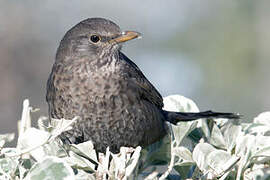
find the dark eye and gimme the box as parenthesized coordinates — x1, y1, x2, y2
(90, 35, 101, 43)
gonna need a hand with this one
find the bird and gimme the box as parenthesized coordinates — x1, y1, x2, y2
(46, 17, 239, 153)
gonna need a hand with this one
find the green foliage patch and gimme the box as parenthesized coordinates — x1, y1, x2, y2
(0, 95, 269, 179)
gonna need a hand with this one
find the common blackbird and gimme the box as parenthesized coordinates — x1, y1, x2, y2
(46, 18, 239, 153)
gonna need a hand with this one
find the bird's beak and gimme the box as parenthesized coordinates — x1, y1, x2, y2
(109, 31, 141, 44)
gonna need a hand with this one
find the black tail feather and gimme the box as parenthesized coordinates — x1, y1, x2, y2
(165, 110, 241, 125)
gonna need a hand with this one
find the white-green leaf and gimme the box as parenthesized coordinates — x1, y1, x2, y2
(171, 121, 198, 146)
(64, 151, 95, 172)
(0, 133, 15, 148)
(24, 157, 75, 180)
(70, 140, 98, 163)
(222, 123, 242, 152)
(16, 128, 64, 162)
(163, 95, 200, 112)
(173, 146, 194, 165)
(206, 151, 238, 177)
(244, 164, 270, 180)
(0, 157, 18, 177)
(192, 142, 216, 173)
(208, 122, 226, 149)
(254, 112, 270, 125)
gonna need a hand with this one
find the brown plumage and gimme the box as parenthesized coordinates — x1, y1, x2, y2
(46, 18, 239, 153)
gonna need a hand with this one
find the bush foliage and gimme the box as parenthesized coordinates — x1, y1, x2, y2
(0, 95, 269, 179)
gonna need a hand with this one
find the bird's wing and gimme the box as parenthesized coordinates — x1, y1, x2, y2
(119, 52, 164, 109)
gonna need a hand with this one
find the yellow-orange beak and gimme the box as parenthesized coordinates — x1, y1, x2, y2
(109, 31, 141, 44)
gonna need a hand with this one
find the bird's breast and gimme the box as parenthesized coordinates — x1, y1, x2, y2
(50, 59, 136, 119)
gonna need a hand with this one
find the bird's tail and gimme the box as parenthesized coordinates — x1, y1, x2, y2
(164, 110, 240, 125)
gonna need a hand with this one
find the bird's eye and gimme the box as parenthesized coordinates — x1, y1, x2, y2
(90, 35, 101, 43)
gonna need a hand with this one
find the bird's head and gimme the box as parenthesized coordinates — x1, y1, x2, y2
(56, 18, 141, 62)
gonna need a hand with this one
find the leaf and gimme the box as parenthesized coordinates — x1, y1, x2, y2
(64, 151, 95, 173)
(143, 134, 171, 166)
(18, 99, 32, 137)
(17, 128, 64, 162)
(163, 95, 200, 113)
(173, 146, 195, 179)
(37, 116, 50, 131)
(70, 140, 98, 164)
(235, 134, 255, 179)
(193, 143, 239, 178)
(24, 157, 75, 180)
(245, 123, 270, 136)
(249, 136, 270, 164)
(206, 151, 238, 176)
(252, 146, 270, 163)
(208, 122, 226, 149)
(254, 111, 270, 125)
(244, 164, 270, 180)
(171, 121, 198, 146)
(173, 146, 194, 165)
(0, 133, 15, 148)
(0, 157, 18, 176)
(125, 146, 142, 177)
(192, 142, 216, 173)
(222, 123, 242, 152)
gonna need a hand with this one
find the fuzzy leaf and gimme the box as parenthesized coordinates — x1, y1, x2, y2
(25, 157, 75, 180)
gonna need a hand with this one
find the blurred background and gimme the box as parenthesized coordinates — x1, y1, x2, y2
(0, 0, 269, 135)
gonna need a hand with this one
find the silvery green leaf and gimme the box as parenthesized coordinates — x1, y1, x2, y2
(245, 123, 270, 136)
(70, 140, 97, 163)
(254, 112, 270, 125)
(235, 134, 255, 157)
(244, 112, 270, 136)
(222, 123, 242, 152)
(0, 133, 15, 148)
(66, 141, 98, 172)
(50, 117, 79, 135)
(251, 146, 270, 163)
(143, 134, 171, 167)
(17, 128, 64, 162)
(244, 164, 270, 180)
(0, 148, 19, 178)
(0, 147, 19, 157)
(193, 143, 239, 178)
(163, 95, 200, 112)
(24, 157, 75, 180)
(206, 150, 231, 175)
(253, 135, 270, 150)
(144, 171, 159, 180)
(248, 136, 270, 164)
(173, 146, 194, 165)
(64, 151, 95, 172)
(171, 121, 198, 146)
(163, 95, 200, 146)
(207, 151, 239, 177)
(37, 116, 50, 131)
(18, 158, 34, 179)
(208, 122, 226, 149)
(173, 146, 195, 179)
(214, 118, 230, 127)
(192, 142, 216, 173)
(17, 128, 50, 161)
(200, 118, 226, 149)
(125, 146, 141, 177)
(173, 165, 193, 180)
(235, 134, 255, 179)
(0, 157, 18, 177)
(18, 99, 32, 137)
